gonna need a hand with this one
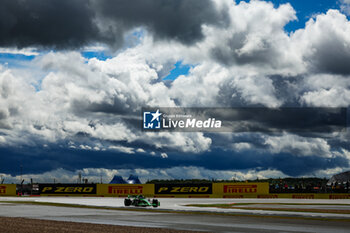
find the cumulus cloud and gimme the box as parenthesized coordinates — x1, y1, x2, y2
(299, 74, 350, 108)
(203, 1, 301, 74)
(292, 10, 350, 75)
(301, 88, 350, 107)
(0, 49, 213, 153)
(0, 0, 350, 179)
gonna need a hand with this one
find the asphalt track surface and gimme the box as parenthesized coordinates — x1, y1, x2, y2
(1, 197, 350, 232)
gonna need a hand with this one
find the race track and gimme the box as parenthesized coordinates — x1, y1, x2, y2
(1, 197, 350, 232)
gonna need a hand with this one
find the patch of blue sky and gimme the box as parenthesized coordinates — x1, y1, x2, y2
(81, 29, 146, 60)
(32, 79, 43, 92)
(81, 51, 112, 61)
(163, 61, 193, 81)
(0, 53, 45, 92)
(123, 27, 146, 49)
(273, 0, 340, 32)
(131, 28, 145, 41)
(0, 53, 36, 69)
(238, 0, 341, 32)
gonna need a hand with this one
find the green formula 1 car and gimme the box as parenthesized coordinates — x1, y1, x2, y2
(124, 195, 160, 207)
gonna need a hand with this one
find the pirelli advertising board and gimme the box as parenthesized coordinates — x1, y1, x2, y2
(97, 184, 154, 196)
(155, 183, 212, 195)
(39, 184, 97, 195)
(0, 184, 16, 196)
(213, 182, 269, 197)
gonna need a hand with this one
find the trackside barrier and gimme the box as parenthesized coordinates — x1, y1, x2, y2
(221, 193, 350, 199)
(0, 184, 16, 196)
(266, 194, 350, 199)
(32, 182, 350, 199)
(97, 182, 270, 198)
(96, 183, 270, 198)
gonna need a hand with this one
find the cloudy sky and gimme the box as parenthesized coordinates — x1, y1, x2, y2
(1, 0, 350, 183)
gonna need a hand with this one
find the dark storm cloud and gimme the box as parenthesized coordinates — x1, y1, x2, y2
(196, 150, 348, 177)
(0, 0, 99, 49)
(0, 0, 228, 49)
(93, 0, 229, 46)
(306, 37, 350, 75)
(1, 146, 347, 177)
(270, 153, 348, 176)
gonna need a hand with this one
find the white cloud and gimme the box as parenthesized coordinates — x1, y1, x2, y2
(299, 74, 350, 107)
(205, 0, 301, 74)
(228, 74, 282, 107)
(340, 0, 350, 16)
(291, 10, 350, 75)
(136, 148, 146, 153)
(0, 49, 216, 154)
(231, 142, 252, 151)
(108, 145, 135, 154)
(81, 45, 108, 52)
(0, 47, 39, 56)
(142, 132, 212, 153)
(307, 167, 348, 178)
(333, 149, 350, 160)
(301, 87, 350, 107)
(228, 169, 287, 181)
(264, 133, 331, 157)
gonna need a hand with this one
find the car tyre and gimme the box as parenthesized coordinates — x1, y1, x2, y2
(124, 199, 131, 206)
(152, 199, 159, 207)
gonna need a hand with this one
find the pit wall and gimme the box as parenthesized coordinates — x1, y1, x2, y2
(0, 184, 16, 196)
